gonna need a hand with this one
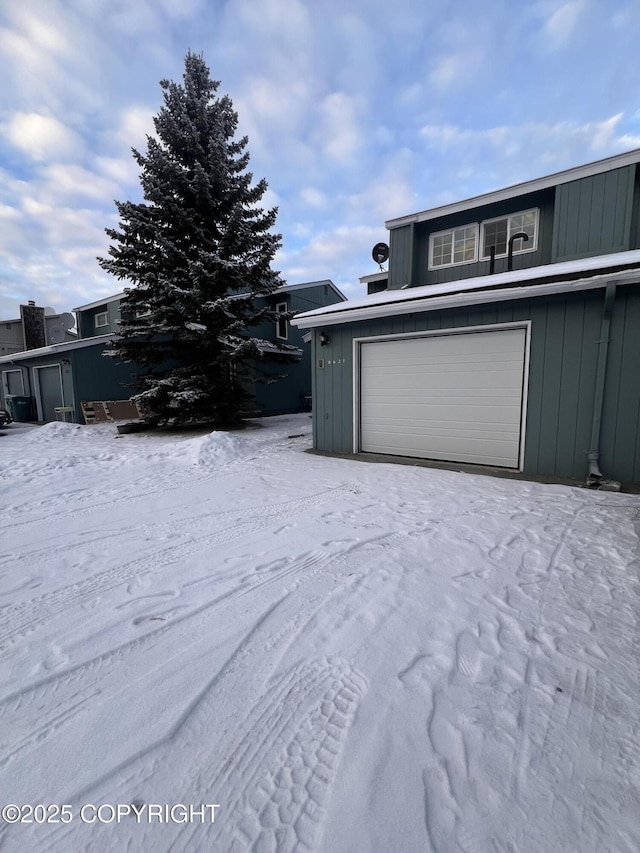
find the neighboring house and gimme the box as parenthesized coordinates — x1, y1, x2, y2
(0, 281, 345, 424)
(72, 279, 345, 417)
(0, 301, 76, 357)
(293, 148, 640, 488)
(247, 280, 346, 414)
(0, 335, 138, 424)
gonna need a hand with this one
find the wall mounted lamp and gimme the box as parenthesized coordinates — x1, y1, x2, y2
(319, 332, 330, 347)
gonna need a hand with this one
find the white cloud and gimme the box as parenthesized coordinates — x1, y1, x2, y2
(317, 92, 362, 164)
(116, 106, 156, 151)
(279, 223, 382, 295)
(3, 113, 83, 162)
(94, 155, 142, 187)
(429, 54, 467, 88)
(420, 114, 640, 166)
(299, 188, 328, 208)
(544, 0, 585, 45)
(41, 165, 120, 202)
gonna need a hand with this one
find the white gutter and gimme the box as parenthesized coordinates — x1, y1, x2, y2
(293, 268, 640, 329)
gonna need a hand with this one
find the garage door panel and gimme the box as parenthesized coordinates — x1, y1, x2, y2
(359, 329, 526, 468)
(362, 430, 520, 466)
(364, 410, 523, 430)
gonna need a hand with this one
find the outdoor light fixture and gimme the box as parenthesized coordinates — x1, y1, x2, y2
(319, 332, 330, 346)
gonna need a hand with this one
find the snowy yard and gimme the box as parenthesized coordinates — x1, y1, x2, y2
(1, 413, 640, 853)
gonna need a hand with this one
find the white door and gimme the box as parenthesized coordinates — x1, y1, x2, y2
(359, 328, 527, 468)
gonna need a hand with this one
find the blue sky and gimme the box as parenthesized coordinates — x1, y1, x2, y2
(1, 0, 640, 321)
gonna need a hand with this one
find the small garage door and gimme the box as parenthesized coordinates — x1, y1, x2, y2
(359, 328, 527, 468)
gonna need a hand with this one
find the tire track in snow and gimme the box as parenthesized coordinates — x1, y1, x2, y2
(2, 536, 394, 853)
(0, 532, 396, 773)
(0, 482, 360, 655)
(0, 549, 330, 769)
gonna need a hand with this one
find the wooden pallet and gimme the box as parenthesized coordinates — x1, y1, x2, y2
(80, 400, 146, 425)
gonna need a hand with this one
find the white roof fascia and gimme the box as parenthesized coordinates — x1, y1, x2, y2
(294, 270, 640, 329)
(359, 271, 388, 283)
(292, 250, 640, 328)
(0, 334, 117, 364)
(72, 292, 127, 312)
(386, 148, 640, 230)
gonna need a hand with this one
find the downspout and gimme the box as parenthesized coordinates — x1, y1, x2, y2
(586, 280, 619, 489)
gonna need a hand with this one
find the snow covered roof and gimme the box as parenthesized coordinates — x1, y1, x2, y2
(0, 334, 115, 364)
(292, 250, 640, 329)
(386, 147, 640, 230)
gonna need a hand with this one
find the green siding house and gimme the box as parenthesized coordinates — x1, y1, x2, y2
(0, 281, 345, 424)
(293, 149, 640, 488)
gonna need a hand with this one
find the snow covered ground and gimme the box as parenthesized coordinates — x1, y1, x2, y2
(1, 413, 639, 853)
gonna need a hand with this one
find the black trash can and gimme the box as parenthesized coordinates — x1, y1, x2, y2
(8, 396, 33, 422)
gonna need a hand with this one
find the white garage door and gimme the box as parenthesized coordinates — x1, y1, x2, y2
(359, 328, 527, 468)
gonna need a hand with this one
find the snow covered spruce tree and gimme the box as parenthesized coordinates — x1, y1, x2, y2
(98, 51, 296, 425)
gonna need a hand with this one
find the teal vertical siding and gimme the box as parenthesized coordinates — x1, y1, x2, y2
(70, 344, 139, 412)
(552, 165, 635, 261)
(311, 286, 640, 484)
(600, 285, 640, 483)
(388, 224, 414, 289)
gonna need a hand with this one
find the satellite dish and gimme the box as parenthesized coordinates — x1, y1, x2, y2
(49, 326, 65, 344)
(372, 242, 389, 265)
(44, 306, 56, 316)
(60, 313, 75, 330)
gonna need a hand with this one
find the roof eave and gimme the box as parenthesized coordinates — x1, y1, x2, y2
(385, 147, 640, 230)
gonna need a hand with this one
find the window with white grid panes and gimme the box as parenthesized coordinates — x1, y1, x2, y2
(429, 224, 477, 268)
(481, 209, 538, 259)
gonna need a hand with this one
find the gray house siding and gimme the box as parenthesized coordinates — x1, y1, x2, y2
(310, 287, 640, 485)
(551, 165, 636, 262)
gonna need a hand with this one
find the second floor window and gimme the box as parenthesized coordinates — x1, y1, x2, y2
(94, 311, 108, 328)
(481, 209, 538, 259)
(429, 224, 478, 268)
